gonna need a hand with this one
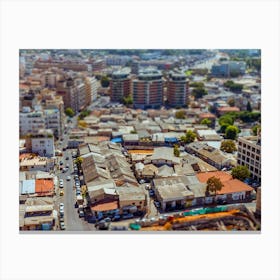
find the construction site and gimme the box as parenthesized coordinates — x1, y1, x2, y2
(129, 205, 260, 231)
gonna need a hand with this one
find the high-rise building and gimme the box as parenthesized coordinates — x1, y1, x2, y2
(110, 71, 131, 102)
(44, 109, 61, 139)
(85, 76, 98, 104)
(45, 94, 65, 137)
(237, 135, 261, 183)
(131, 61, 139, 75)
(167, 72, 189, 107)
(133, 70, 163, 109)
(211, 61, 246, 77)
(56, 77, 86, 113)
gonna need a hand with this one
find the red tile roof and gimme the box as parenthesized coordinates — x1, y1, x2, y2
(197, 171, 232, 183)
(196, 171, 253, 195)
(91, 201, 118, 212)
(35, 179, 54, 194)
(217, 106, 240, 112)
(199, 113, 216, 119)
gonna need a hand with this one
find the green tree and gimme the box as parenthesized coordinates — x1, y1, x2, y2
(181, 130, 196, 144)
(65, 107, 74, 118)
(78, 110, 91, 120)
(206, 176, 224, 196)
(246, 101, 252, 112)
(74, 157, 84, 169)
(101, 76, 110, 87)
(231, 165, 250, 181)
(224, 80, 243, 92)
(228, 98, 235, 107)
(173, 145, 180, 157)
(189, 82, 204, 88)
(220, 140, 237, 153)
(192, 87, 208, 100)
(122, 95, 133, 105)
(225, 125, 239, 140)
(219, 115, 234, 126)
(175, 110, 185, 119)
(200, 118, 211, 127)
(252, 124, 261, 136)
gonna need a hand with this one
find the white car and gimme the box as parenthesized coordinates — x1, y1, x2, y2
(59, 181, 64, 188)
(66, 176, 71, 181)
(59, 203, 64, 211)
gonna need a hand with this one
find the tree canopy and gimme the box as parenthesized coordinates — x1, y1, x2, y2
(173, 145, 180, 157)
(231, 165, 250, 181)
(200, 118, 211, 127)
(78, 110, 91, 120)
(224, 80, 243, 92)
(101, 76, 110, 87)
(246, 101, 252, 112)
(181, 130, 196, 144)
(175, 110, 186, 119)
(65, 107, 74, 118)
(206, 176, 224, 196)
(225, 125, 239, 140)
(220, 140, 237, 153)
(122, 95, 133, 105)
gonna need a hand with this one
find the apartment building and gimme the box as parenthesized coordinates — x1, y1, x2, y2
(25, 129, 55, 157)
(110, 71, 131, 102)
(133, 70, 163, 109)
(237, 136, 261, 183)
(56, 77, 86, 113)
(167, 72, 189, 107)
(20, 109, 45, 136)
(85, 76, 98, 104)
(44, 109, 61, 139)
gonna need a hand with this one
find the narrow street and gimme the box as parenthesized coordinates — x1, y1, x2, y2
(56, 123, 95, 231)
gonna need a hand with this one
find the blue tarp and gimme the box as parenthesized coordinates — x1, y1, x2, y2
(164, 137, 178, 143)
(111, 137, 123, 143)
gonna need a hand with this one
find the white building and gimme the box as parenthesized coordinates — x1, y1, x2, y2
(30, 129, 55, 157)
(237, 136, 261, 183)
(20, 110, 45, 136)
(44, 108, 61, 138)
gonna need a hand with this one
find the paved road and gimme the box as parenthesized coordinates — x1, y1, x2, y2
(55, 117, 96, 231)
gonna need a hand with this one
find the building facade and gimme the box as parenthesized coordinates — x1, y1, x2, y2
(28, 130, 55, 157)
(167, 72, 189, 107)
(110, 71, 131, 102)
(133, 70, 163, 109)
(20, 110, 45, 136)
(237, 136, 261, 182)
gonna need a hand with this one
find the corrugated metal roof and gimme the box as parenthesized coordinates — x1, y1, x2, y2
(20, 180, 35, 194)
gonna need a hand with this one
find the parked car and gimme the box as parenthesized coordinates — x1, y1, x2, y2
(79, 210, 85, 218)
(59, 190, 64, 196)
(112, 215, 121, 221)
(111, 226, 128, 231)
(122, 213, 134, 220)
(154, 201, 160, 208)
(59, 161, 63, 166)
(149, 190, 155, 197)
(60, 222, 66, 230)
